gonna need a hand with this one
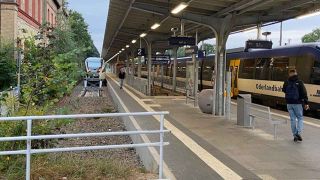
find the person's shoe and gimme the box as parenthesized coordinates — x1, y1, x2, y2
(296, 134, 303, 141)
(293, 135, 298, 142)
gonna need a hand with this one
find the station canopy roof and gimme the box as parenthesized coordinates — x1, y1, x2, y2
(102, 0, 320, 61)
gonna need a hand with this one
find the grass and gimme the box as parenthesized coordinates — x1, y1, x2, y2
(1, 153, 137, 180)
(0, 98, 153, 179)
(31, 154, 135, 180)
(101, 106, 114, 113)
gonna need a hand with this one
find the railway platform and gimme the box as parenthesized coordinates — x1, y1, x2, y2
(106, 73, 320, 180)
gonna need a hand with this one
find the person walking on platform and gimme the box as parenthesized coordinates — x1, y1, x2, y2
(282, 69, 309, 142)
(98, 67, 107, 86)
(118, 67, 126, 89)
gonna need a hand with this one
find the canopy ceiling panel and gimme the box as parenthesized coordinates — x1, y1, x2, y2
(102, 0, 320, 61)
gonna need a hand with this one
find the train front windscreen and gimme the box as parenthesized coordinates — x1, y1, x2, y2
(85, 58, 102, 73)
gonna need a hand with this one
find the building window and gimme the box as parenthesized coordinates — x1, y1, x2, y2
(35, 0, 38, 20)
(38, 0, 41, 23)
(47, 9, 50, 24)
(29, 0, 32, 16)
(51, 13, 54, 25)
(20, 0, 25, 11)
(32, 0, 35, 18)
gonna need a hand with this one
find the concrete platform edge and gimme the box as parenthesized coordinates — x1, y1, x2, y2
(107, 78, 175, 180)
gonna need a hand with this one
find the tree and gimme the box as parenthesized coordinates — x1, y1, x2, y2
(201, 43, 215, 55)
(177, 47, 185, 57)
(165, 43, 216, 58)
(20, 10, 89, 108)
(302, 28, 320, 43)
(68, 11, 100, 57)
(0, 43, 16, 91)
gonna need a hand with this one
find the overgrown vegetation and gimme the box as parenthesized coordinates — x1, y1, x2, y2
(0, 43, 16, 91)
(1, 153, 143, 180)
(302, 28, 320, 43)
(0, 4, 100, 177)
(165, 43, 215, 57)
(30, 154, 134, 180)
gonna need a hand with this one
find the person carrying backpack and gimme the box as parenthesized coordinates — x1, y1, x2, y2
(282, 69, 309, 142)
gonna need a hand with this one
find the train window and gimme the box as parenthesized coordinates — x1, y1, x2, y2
(239, 59, 255, 79)
(311, 60, 320, 85)
(255, 58, 271, 80)
(271, 57, 289, 81)
(295, 55, 314, 84)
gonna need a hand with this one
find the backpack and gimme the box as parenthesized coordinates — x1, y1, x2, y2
(285, 81, 299, 100)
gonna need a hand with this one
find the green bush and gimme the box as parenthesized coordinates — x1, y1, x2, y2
(0, 7, 99, 177)
(0, 106, 73, 173)
(0, 43, 17, 91)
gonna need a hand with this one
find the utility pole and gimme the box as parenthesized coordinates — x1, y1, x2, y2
(280, 21, 283, 46)
(17, 48, 22, 97)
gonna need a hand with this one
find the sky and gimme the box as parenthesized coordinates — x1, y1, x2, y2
(67, 0, 110, 55)
(67, 0, 320, 54)
(224, 15, 320, 49)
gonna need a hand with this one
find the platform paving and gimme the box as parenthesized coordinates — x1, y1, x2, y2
(107, 74, 320, 180)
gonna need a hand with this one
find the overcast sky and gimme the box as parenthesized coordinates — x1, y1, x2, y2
(67, 0, 320, 54)
(67, 0, 109, 55)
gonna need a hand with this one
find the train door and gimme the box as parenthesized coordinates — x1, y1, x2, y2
(229, 59, 240, 97)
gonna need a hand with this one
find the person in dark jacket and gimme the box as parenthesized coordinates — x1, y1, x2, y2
(282, 69, 309, 142)
(118, 67, 126, 89)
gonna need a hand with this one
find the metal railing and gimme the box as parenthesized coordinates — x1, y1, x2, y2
(0, 111, 170, 180)
(126, 75, 148, 95)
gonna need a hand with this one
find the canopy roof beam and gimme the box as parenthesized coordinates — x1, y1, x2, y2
(214, 0, 263, 17)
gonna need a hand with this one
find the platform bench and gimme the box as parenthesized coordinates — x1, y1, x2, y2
(247, 102, 288, 139)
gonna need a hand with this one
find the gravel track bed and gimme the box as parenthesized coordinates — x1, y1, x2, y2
(52, 84, 155, 179)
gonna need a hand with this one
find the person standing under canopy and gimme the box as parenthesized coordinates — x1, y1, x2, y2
(282, 69, 309, 142)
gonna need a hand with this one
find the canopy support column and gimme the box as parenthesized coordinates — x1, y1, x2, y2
(172, 47, 178, 92)
(138, 56, 142, 78)
(192, 29, 199, 107)
(147, 42, 152, 96)
(116, 55, 120, 74)
(212, 15, 234, 116)
(126, 53, 130, 75)
(130, 50, 135, 76)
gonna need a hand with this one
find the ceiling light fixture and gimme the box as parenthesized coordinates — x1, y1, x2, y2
(151, 23, 161, 30)
(140, 33, 147, 38)
(131, 39, 137, 44)
(126, 45, 130, 48)
(171, 2, 188, 14)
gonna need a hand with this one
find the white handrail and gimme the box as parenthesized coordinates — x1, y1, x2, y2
(0, 111, 170, 180)
(0, 130, 170, 142)
(0, 111, 169, 121)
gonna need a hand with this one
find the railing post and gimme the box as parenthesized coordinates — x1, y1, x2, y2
(26, 119, 32, 180)
(159, 114, 164, 179)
